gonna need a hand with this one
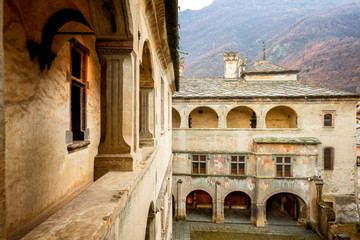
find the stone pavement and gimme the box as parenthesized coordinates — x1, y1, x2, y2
(172, 221, 321, 240)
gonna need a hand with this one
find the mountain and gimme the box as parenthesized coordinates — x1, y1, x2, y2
(179, 0, 360, 93)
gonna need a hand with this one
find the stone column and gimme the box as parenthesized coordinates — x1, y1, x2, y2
(250, 202, 257, 225)
(180, 114, 189, 128)
(94, 41, 134, 180)
(218, 115, 227, 128)
(214, 181, 224, 223)
(257, 115, 265, 128)
(176, 179, 186, 221)
(255, 203, 266, 227)
(139, 87, 154, 147)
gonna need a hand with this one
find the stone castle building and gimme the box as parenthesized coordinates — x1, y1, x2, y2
(171, 52, 359, 234)
(1, 0, 179, 239)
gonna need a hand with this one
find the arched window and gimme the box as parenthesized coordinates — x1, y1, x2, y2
(266, 106, 297, 128)
(172, 108, 181, 128)
(139, 42, 154, 147)
(227, 106, 257, 128)
(189, 107, 218, 128)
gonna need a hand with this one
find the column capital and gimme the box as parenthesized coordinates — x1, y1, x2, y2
(96, 40, 133, 55)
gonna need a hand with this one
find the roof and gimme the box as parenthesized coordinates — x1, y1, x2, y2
(243, 60, 299, 75)
(173, 77, 359, 99)
(253, 137, 321, 145)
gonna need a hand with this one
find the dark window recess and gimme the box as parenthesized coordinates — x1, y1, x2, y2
(231, 155, 245, 175)
(324, 148, 333, 170)
(71, 48, 82, 79)
(71, 82, 86, 140)
(275, 156, 291, 177)
(324, 114, 333, 127)
(192, 155, 206, 174)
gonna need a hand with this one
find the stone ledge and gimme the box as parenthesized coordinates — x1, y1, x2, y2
(22, 149, 158, 240)
(67, 140, 90, 152)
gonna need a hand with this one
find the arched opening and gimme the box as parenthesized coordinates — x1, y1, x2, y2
(266, 106, 297, 128)
(189, 107, 218, 128)
(266, 193, 306, 225)
(224, 191, 251, 223)
(227, 107, 257, 128)
(139, 41, 155, 147)
(145, 203, 156, 240)
(186, 190, 213, 222)
(172, 108, 181, 128)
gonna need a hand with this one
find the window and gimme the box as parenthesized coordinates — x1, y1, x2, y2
(230, 155, 245, 175)
(275, 156, 292, 177)
(192, 155, 206, 174)
(161, 79, 164, 131)
(324, 147, 334, 170)
(323, 111, 334, 127)
(70, 39, 88, 141)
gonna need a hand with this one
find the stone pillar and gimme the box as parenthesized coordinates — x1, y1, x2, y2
(250, 202, 257, 225)
(218, 115, 227, 129)
(180, 114, 189, 128)
(0, 1, 6, 238)
(214, 181, 224, 223)
(139, 88, 154, 147)
(176, 179, 186, 221)
(255, 203, 266, 227)
(94, 42, 134, 179)
(257, 115, 265, 128)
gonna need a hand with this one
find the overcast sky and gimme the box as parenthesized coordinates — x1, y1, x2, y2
(178, 0, 214, 11)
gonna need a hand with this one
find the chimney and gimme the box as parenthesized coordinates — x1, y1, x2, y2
(238, 57, 247, 77)
(179, 57, 184, 77)
(223, 51, 238, 78)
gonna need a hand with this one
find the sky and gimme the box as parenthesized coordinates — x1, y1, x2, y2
(178, 0, 214, 11)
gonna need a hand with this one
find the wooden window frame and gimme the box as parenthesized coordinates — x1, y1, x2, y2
(275, 156, 292, 177)
(322, 111, 335, 127)
(191, 154, 207, 174)
(230, 155, 246, 175)
(323, 147, 334, 170)
(67, 38, 89, 149)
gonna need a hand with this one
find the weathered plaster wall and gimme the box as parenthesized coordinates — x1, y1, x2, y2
(173, 98, 358, 222)
(4, 1, 100, 234)
(0, 1, 6, 238)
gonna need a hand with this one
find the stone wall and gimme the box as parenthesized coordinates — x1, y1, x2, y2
(173, 98, 359, 223)
(0, 1, 6, 238)
(3, 1, 100, 235)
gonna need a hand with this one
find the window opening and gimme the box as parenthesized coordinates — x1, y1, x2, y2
(324, 113, 333, 127)
(324, 147, 334, 170)
(275, 156, 291, 177)
(231, 155, 245, 175)
(192, 155, 206, 174)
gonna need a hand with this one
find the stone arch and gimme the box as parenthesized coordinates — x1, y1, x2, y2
(226, 106, 257, 128)
(224, 191, 252, 223)
(145, 201, 156, 240)
(261, 190, 308, 206)
(139, 41, 155, 147)
(189, 106, 218, 128)
(222, 188, 254, 203)
(184, 188, 215, 202)
(264, 192, 307, 225)
(172, 108, 180, 128)
(185, 190, 213, 222)
(265, 105, 297, 128)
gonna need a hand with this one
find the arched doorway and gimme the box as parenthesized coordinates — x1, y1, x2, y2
(139, 41, 155, 147)
(172, 108, 181, 128)
(227, 107, 257, 128)
(266, 193, 306, 225)
(145, 203, 155, 240)
(266, 106, 297, 128)
(186, 190, 213, 222)
(189, 107, 218, 128)
(224, 191, 251, 223)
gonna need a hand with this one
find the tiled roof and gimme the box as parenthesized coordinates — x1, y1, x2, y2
(244, 60, 298, 74)
(173, 77, 359, 98)
(253, 137, 321, 145)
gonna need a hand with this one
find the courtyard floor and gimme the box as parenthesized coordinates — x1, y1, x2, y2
(172, 221, 322, 240)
